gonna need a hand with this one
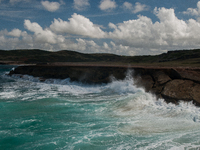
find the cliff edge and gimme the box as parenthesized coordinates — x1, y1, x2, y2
(8, 64, 200, 106)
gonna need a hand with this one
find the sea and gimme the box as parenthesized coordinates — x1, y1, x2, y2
(0, 65, 200, 150)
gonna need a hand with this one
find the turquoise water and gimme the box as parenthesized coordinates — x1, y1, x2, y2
(1, 65, 200, 150)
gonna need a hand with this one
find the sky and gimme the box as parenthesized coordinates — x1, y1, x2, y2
(1, 0, 200, 56)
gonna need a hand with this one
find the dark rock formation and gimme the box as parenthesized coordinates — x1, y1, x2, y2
(135, 68, 200, 106)
(8, 64, 200, 106)
(9, 65, 128, 84)
(173, 69, 200, 83)
(161, 79, 200, 104)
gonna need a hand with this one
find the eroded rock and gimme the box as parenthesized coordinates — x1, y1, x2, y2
(8, 65, 200, 106)
(173, 69, 200, 83)
(161, 79, 200, 105)
(152, 71, 171, 85)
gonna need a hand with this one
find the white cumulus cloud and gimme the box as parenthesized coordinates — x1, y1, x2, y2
(8, 28, 22, 37)
(41, 1, 60, 12)
(133, 2, 149, 14)
(99, 0, 117, 11)
(183, 1, 200, 16)
(123, 2, 133, 11)
(108, 7, 200, 54)
(3, 6, 200, 55)
(64, 38, 134, 55)
(50, 13, 106, 38)
(123, 2, 149, 14)
(24, 19, 64, 44)
(73, 0, 90, 11)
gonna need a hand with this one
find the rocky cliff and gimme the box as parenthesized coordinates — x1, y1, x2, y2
(133, 67, 200, 106)
(8, 64, 200, 106)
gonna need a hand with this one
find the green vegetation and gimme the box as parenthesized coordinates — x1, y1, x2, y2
(0, 49, 200, 67)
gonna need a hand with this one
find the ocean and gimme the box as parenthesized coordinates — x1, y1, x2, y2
(0, 65, 200, 150)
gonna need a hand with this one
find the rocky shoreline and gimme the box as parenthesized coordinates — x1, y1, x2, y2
(8, 64, 200, 106)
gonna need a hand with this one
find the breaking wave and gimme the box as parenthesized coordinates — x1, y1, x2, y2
(1, 66, 200, 149)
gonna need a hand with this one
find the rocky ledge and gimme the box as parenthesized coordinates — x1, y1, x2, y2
(8, 64, 200, 106)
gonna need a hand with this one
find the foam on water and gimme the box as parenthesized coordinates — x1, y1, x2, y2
(1, 66, 200, 149)
(4, 69, 200, 124)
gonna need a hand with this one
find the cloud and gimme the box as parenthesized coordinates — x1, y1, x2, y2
(3, 7, 200, 55)
(183, 1, 200, 16)
(41, 1, 60, 12)
(122, 2, 133, 11)
(8, 28, 22, 37)
(60, 38, 134, 55)
(133, 2, 149, 14)
(24, 19, 64, 44)
(50, 13, 106, 38)
(122, 2, 149, 14)
(73, 0, 90, 11)
(99, 0, 117, 11)
(108, 7, 200, 54)
(0, 29, 33, 50)
(0, 26, 134, 55)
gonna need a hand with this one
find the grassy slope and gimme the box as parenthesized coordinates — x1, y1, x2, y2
(0, 49, 200, 67)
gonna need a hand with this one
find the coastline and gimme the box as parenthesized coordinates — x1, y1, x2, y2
(8, 63, 200, 106)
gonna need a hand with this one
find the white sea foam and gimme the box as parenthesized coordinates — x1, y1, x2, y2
(0, 91, 16, 99)
(2, 69, 200, 149)
(109, 88, 200, 135)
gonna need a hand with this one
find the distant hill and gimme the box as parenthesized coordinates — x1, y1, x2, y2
(0, 49, 200, 67)
(0, 49, 121, 63)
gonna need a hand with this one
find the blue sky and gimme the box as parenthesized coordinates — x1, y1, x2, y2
(0, 0, 200, 56)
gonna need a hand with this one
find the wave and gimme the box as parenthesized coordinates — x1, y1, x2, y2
(8, 70, 142, 96)
(7, 71, 200, 120)
(2, 67, 200, 149)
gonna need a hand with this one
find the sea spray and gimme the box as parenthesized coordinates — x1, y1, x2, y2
(1, 65, 200, 149)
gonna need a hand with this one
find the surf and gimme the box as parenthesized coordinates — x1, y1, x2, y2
(1, 65, 200, 149)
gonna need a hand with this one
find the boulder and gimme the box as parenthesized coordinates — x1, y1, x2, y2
(173, 69, 200, 83)
(152, 71, 171, 85)
(150, 71, 171, 95)
(161, 79, 200, 105)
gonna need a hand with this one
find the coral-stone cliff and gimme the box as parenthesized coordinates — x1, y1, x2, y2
(9, 64, 200, 106)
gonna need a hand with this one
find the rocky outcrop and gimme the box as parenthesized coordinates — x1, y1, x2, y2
(161, 79, 200, 105)
(135, 68, 200, 106)
(8, 65, 128, 84)
(8, 64, 200, 106)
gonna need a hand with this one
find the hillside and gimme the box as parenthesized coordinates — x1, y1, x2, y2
(0, 49, 200, 67)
